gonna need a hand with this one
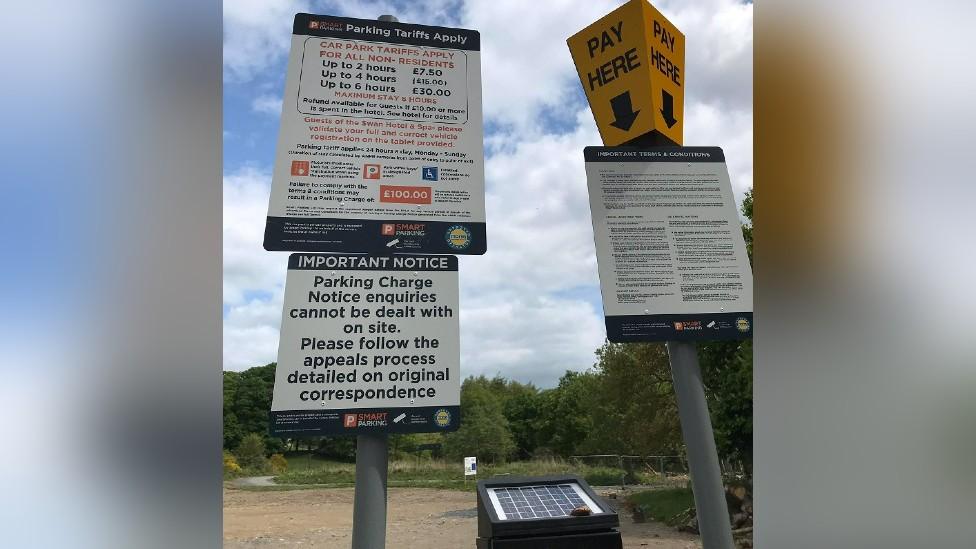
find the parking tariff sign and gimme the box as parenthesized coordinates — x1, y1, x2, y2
(263, 14, 486, 255)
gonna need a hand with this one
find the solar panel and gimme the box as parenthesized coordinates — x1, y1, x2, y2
(486, 483, 604, 521)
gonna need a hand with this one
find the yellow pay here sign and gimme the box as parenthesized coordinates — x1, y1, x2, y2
(568, 0, 685, 145)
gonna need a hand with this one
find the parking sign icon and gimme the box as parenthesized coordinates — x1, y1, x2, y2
(363, 164, 381, 179)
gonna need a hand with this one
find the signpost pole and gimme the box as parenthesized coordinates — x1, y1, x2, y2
(350, 18, 399, 549)
(666, 341, 734, 549)
(351, 433, 389, 549)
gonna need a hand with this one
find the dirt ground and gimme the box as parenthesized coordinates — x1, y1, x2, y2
(224, 487, 701, 548)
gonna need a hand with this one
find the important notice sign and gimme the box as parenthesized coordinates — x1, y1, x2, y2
(264, 13, 485, 255)
(568, 0, 685, 146)
(270, 253, 460, 436)
(584, 147, 752, 342)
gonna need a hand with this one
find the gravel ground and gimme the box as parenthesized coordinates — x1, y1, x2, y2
(224, 487, 701, 548)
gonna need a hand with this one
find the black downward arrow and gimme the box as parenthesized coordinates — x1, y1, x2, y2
(660, 90, 678, 128)
(609, 91, 640, 131)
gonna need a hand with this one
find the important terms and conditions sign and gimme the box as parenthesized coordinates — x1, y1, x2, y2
(584, 146, 753, 342)
(264, 13, 486, 255)
(269, 253, 460, 436)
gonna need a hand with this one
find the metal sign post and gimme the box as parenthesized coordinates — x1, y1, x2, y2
(666, 341, 735, 549)
(350, 19, 401, 548)
(351, 432, 389, 549)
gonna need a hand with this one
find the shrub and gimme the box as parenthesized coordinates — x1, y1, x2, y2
(582, 466, 627, 486)
(269, 453, 288, 474)
(223, 451, 242, 477)
(627, 488, 695, 525)
(236, 433, 268, 471)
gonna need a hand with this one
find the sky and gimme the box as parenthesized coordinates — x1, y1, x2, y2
(223, 0, 753, 387)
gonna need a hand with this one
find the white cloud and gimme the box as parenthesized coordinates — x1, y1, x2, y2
(222, 166, 287, 370)
(251, 94, 283, 115)
(666, 0, 753, 111)
(223, 167, 286, 305)
(459, 0, 752, 134)
(458, 0, 620, 132)
(463, 109, 603, 294)
(223, 0, 309, 82)
(223, 289, 285, 370)
(460, 295, 605, 386)
(684, 101, 753, 205)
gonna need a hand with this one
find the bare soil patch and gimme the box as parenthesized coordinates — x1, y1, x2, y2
(224, 487, 701, 548)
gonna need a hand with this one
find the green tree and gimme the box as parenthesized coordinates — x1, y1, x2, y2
(700, 339, 753, 469)
(223, 371, 244, 449)
(535, 371, 598, 457)
(225, 363, 284, 453)
(581, 343, 682, 456)
(316, 436, 356, 460)
(503, 388, 545, 459)
(442, 377, 516, 463)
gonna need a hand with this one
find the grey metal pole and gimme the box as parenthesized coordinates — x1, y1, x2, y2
(351, 433, 389, 549)
(350, 15, 400, 549)
(667, 341, 734, 549)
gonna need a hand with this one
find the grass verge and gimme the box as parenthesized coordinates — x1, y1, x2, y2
(626, 488, 695, 526)
(273, 458, 636, 488)
(232, 480, 481, 492)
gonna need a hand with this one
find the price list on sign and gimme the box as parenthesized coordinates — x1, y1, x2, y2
(300, 38, 471, 124)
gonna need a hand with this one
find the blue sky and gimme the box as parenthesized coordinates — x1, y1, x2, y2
(223, 0, 753, 387)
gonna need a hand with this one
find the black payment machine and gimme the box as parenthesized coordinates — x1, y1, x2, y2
(476, 475, 623, 548)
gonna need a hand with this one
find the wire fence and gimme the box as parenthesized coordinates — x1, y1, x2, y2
(570, 454, 747, 488)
